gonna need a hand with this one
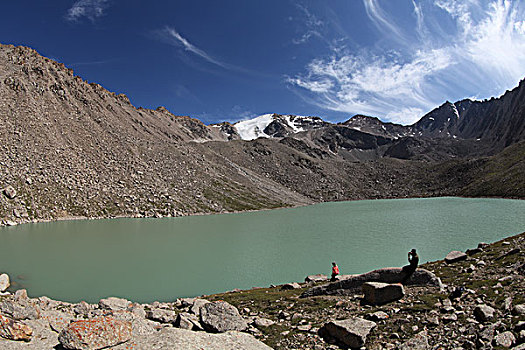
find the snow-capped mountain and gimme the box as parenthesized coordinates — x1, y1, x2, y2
(232, 113, 328, 140)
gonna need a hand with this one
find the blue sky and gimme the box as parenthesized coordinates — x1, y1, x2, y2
(1, 0, 524, 125)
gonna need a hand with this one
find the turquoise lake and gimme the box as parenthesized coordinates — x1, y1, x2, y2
(0, 197, 524, 303)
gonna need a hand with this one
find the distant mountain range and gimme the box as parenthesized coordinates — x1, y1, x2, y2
(0, 43, 523, 225)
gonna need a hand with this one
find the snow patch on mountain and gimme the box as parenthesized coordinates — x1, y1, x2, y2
(234, 114, 274, 140)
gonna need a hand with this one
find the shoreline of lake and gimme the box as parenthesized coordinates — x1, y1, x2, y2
(1, 194, 522, 228)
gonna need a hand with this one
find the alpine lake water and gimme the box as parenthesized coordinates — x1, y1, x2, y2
(0, 197, 524, 303)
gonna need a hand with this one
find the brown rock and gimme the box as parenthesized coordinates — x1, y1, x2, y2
(58, 316, 132, 350)
(0, 313, 32, 341)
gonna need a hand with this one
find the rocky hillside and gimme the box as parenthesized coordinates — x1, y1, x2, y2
(0, 232, 523, 349)
(0, 43, 523, 226)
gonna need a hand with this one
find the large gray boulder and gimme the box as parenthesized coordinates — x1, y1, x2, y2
(146, 308, 178, 324)
(302, 267, 441, 297)
(445, 250, 468, 264)
(0, 273, 9, 292)
(190, 298, 211, 316)
(0, 298, 40, 320)
(0, 313, 32, 341)
(362, 282, 404, 305)
(98, 297, 131, 311)
(200, 301, 248, 333)
(58, 316, 132, 350)
(319, 317, 376, 348)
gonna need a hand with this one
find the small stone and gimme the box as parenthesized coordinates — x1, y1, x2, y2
(368, 311, 389, 321)
(254, 317, 275, 328)
(445, 251, 468, 264)
(493, 331, 515, 348)
(297, 324, 312, 331)
(3, 185, 17, 199)
(398, 330, 429, 350)
(477, 242, 489, 249)
(474, 304, 495, 323)
(0, 274, 9, 292)
(442, 313, 458, 323)
(512, 304, 525, 316)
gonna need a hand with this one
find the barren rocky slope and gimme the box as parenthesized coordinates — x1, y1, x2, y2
(0, 43, 524, 226)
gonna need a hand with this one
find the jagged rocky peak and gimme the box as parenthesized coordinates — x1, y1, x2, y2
(341, 114, 409, 139)
(412, 101, 460, 138)
(231, 113, 329, 140)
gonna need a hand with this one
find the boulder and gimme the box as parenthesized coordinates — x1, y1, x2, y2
(0, 299, 40, 320)
(200, 301, 248, 333)
(478, 242, 489, 249)
(58, 316, 132, 350)
(0, 274, 10, 292)
(98, 297, 131, 311)
(362, 282, 404, 305)
(44, 310, 75, 333)
(190, 298, 210, 316)
(0, 313, 32, 341)
(398, 330, 430, 350)
(445, 250, 468, 264)
(281, 282, 301, 290)
(512, 304, 525, 316)
(305, 274, 328, 283)
(253, 317, 275, 327)
(302, 267, 441, 297)
(146, 308, 178, 324)
(494, 331, 515, 348)
(123, 327, 272, 349)
(174, 312, 203, 331)
(3, 185, 16, 199)
(474, 304, 495, 323)
(319, 317, 376, 348)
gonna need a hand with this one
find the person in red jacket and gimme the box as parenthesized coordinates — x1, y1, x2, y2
(331, 262, 339, 281)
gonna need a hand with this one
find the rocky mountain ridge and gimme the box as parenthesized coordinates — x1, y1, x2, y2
(0, 43, 523, 226)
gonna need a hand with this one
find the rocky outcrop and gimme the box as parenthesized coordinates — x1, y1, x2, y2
(302, 267, 442, 297)
(362, 282, 404, 305)
(319, 317, 376, 348)
(58, 317, 132, 350)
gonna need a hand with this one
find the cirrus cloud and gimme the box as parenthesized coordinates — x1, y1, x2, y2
(289, 0, 525, 125)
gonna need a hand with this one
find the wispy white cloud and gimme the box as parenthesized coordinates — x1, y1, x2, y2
(65, 0, 109, 22)
(289, 0, 525, 124)
(162, 27, 228, 69)
(363, 0, 407, 41)
(292, 4, 324, 44)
